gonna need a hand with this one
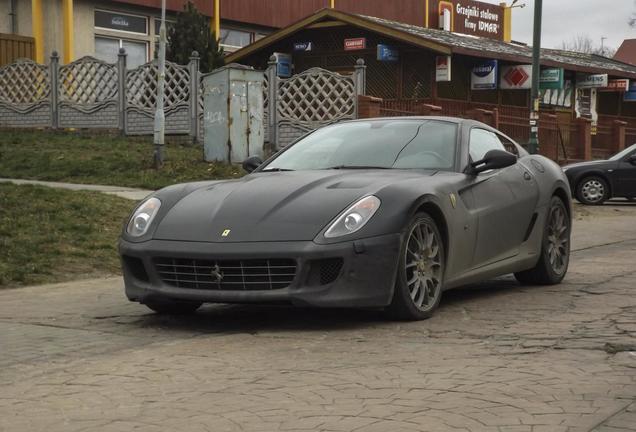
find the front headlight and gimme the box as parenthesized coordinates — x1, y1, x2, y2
(324, 196, 381, 238)
(126, 197, 161, 237)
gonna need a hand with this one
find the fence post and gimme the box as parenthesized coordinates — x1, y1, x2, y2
(189, 50, 200, 143)
(353, 58, 366, 119)
(117, 48, 127, 135)
(49, 51, 59, 129)
(267, 55, 278, 146)
(612, 119, 627, 154)
(577, 118, 592, 161)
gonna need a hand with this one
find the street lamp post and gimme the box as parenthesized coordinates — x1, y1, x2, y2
(528, 0, 542, 154)
(153, 0, 167, 168)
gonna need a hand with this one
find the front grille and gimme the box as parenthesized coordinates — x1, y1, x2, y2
(154, 257, 297, 291)
(319, 258, 344, 285)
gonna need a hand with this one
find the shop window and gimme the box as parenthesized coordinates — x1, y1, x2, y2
(437, 57, 469, 101)
(501, 89, 529, 107)
(471, 89, 497, 104)
(220, 28, 252, 50)
(95, 36, 148, 68)
(95, 10, 148, 35)
(597, 91, 620, 115)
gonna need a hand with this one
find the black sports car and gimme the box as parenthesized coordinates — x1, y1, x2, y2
(562, 143, 636, 205)
(119, 117, 572, 320)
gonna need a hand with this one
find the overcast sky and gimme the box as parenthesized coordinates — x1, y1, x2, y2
(481, 0, 636, 51)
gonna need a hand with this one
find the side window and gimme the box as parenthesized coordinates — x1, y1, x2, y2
(497, 134, 520, 156)
(469, 128, 506, 162)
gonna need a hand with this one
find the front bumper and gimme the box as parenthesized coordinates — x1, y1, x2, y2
(119, 233, 401, 308)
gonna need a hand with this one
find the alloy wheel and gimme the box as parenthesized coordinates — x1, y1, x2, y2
(404, 221, 443, 312)
(581, 179, 605, 203)
(546, 204, 569, 275)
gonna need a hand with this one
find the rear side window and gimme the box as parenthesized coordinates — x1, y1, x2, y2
(469, 128, 506, 161)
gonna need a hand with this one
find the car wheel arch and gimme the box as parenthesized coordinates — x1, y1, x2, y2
(552, 185, 572, 219)
(408, 197, 450, 267)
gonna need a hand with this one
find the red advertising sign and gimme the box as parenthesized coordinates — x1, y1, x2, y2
(599, 79, 630, 92)
(344, 38, 366, 51)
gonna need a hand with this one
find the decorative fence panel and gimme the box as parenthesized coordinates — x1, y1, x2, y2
(126, 60, 191, 135)
(58, 56, 120, 129)
(0, 58, 51, 128)
(266, 57, 366, 148)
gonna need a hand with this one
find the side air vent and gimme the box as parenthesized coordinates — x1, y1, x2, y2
(524, 213, 538, 242)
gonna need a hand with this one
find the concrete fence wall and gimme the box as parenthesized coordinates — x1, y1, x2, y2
(0, 49, 204, 142)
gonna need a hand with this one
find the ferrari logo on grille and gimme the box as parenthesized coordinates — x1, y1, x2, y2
(210, 264, 224, 282)
(449, 193, 457, 209)
(221, 229, 231, 237)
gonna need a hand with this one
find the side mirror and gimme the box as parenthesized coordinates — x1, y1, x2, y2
(628, 154, 636, 165)
(471, 149, 517, 174)
(242, 156, 263, 173)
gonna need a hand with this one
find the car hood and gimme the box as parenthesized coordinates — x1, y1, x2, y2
(563, 160, 613, 170)
(153, 169, 434, 242)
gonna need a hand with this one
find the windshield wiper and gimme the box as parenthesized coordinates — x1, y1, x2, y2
(325, 165, 390, 170)
(260, 168, 295, 172)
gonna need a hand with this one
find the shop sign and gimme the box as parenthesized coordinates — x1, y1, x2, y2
(293, 42, 313, 52)
(377, 44, 399, 62)
(344, 38, 366, 51)
(426, 0, 505, 41)
(500, 65, 532, 90)
(576, 74, 608, 88)
(539, 68, 564, 90)
(273, 53, 292, 78)
(624, 81, 636, 102)
(599, 79, 629, 92)
(471, 60, 498, 90)
(435, 55, 452, 82)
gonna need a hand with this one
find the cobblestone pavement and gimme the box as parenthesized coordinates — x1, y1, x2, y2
(1, 204, 635, 432)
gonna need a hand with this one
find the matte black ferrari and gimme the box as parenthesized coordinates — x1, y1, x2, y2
(119, 117, 572, 320)
(562, 143, 636, 205)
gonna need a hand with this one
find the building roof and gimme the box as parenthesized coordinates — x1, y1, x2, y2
(615, 39, 636, 66)
(226, 9, 636, 79)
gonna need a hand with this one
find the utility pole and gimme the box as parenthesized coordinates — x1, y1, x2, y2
(528, 0, 542, 154)
(601, 36, 607, 56)
(153, 0, 167, 168)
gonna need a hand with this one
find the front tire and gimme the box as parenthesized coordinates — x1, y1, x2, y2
(386, 212, 445, 321)
(144, 299, 202, 315)
(576, 176, 609, 205)
(515, 196, 570, 285)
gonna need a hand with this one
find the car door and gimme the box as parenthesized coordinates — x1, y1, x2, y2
(464, 128, 540, 268)
(612, 148, 636, 198)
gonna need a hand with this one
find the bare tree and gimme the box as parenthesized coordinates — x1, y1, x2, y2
(561, 34, 616, 57)
(630, 0, 636, 27)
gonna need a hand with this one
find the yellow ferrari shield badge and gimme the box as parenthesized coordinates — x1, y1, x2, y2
(221, 229, 231, 237)
(449, 193, 457, 209)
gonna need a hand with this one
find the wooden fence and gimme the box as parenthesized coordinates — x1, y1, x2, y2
(0, 33, 35, 67)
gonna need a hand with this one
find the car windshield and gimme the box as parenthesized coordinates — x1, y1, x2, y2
(609, 143, 636, 161)
(262, 120, 457, 171)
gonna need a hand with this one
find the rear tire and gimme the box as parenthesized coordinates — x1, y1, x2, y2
(576, 176, 609, 205)
(386, 212, 445, 321)
(515, 196, 570, 285)
(144, 299, 202, 315)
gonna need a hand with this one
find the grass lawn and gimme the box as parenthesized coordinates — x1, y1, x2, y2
(0, 183, 134, 288)
(0, 130, 242, 190)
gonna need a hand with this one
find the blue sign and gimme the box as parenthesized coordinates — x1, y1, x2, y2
(274, 53, 292, 78)
(293, 42, 313, 52)
(624, 81, 636, 102)
(471, 60, 498, 90)
(377, 44, 399, 62)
